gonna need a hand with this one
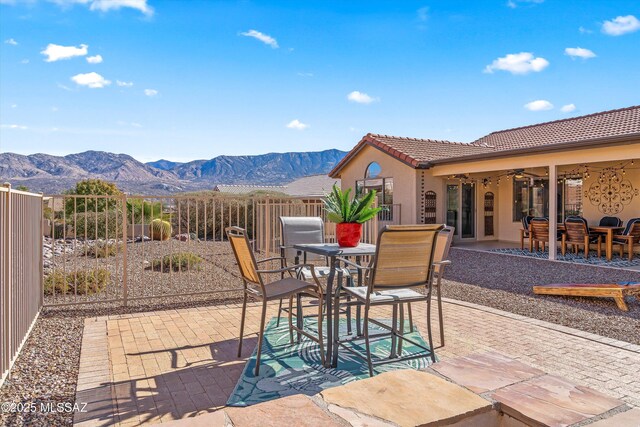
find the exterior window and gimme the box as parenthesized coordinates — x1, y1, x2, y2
(562, 179, 583, 220)
(512, 178, 549, 221)
(356, 163, 394, 220)
(365, 162, 382, 179)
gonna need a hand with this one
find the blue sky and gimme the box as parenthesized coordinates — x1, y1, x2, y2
(1, 0, 639, 162)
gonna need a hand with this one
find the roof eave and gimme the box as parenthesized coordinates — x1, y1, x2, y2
(430, 133, 640, 166)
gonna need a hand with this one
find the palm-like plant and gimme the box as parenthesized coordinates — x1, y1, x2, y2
(324, 184, 382, 223)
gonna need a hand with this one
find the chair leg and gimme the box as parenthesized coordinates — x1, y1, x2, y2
(316, 293, 326, 366)
(332, 292, 341, 367)
(288, 296, 294, 345)
(254, 299, 268, 376)
(397, 303, 405, 356)
(407, 302, 414, 333)
(426, 295, 436, 363)
(237, 291, 248, 357)
(296, 293, 303, 343)
(629, 242, 634, 262)
(437, 277, 445, 347)
(390, 304, 398, 359)
(276, 298, 283, 326)
(363, 304, 374, 377)
(346, 295, 352, 335)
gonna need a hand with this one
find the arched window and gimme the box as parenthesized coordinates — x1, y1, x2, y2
(484, 192, 495, 236)
(365, 162, 382, 179)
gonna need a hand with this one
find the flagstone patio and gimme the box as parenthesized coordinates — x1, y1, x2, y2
(73, 298, 640, 426)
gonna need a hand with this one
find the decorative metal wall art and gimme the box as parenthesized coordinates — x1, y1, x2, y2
(585, 169, 638, 215)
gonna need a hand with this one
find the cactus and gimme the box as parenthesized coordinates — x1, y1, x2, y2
(150, 218, 172, 241)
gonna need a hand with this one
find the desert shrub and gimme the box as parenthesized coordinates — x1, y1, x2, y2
(126, 199, 165, 223)
(84, 241, 123, 258)
(150, 252, 203, 272)
(150, 219, 172, 240)
(44, 268, 110, 295)
(68, 210, 121, 239)
(65, 179, 122, 216)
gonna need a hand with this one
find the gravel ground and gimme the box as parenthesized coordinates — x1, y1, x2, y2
(443, 247, 640, 344)
(2, 242, 640, 426)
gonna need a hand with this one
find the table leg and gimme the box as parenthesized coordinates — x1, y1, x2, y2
(324, 256, 336, 368)
(607, 229, 613, 261)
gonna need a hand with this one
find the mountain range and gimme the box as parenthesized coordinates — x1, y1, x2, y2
(0, 149, 347, 194)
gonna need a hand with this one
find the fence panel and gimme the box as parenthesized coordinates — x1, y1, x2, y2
(1, 185, 43, 387)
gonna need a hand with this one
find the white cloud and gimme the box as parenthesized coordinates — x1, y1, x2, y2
(41, 43, 88, 62)
(1, 124, 28, 130)
(116, 80, 133, 87)
(5, 38, 18, 45)
(89, 0, 153, 16)
(564, 47, 596, 59)
(240, 29, 279, 48)
(11, 104, 17, 109)
(130, 122, 142, 128)
(417, 6, 429, 22)
(506, 0, 544, 8)
(484, 52, 549, 74)
(71, 72, 111, 88)
(57, 83, 73, 91)
(144, 89, 158, 96)
(20, 59, 29, 64)
(86, 54, 103, 64)
(560, 104, 576, 113)
(579, 26, 593, 34)
(602, 15, 640, 36)
(524, 100, 553, 111)
(347, 91, 378, 104)
(51, 106, 59, 112)
(286, 119, 308, 130)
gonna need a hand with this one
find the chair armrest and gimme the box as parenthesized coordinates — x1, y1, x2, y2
(336, 257, 371, 271)
(257, 264, 322, 286)
(256, 256, 287, 264)
(433, 260, 451, 266)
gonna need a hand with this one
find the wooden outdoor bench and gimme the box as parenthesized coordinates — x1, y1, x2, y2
(532, 283, 640, 311)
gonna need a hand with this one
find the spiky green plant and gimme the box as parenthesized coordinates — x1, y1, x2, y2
(150, 218, 172, 241)
(324, 184, 382, 224)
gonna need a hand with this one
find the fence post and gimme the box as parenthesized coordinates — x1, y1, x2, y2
(1, 183, 11, 384)
(264, 197, 271, 255)
(121, 194, 128, 306)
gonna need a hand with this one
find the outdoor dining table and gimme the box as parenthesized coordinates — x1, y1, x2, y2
(557, 224, 624, 261)
(292, 242, 377, 368)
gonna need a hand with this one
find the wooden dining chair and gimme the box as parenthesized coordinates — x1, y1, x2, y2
(520, 215, 533, 250)
(332, 224, 444, 376)
(562, 216, 602, 258)
(612, 218, 640, 261)
(226, 226, 325, 375)
(529, 217, 557, 252)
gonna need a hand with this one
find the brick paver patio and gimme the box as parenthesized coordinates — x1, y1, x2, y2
(74, 298, 640, 426)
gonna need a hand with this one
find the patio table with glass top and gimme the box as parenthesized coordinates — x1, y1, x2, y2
(293, 242, 377, 368)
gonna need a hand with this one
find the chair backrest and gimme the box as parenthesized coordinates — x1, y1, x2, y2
(622, 218, 640, 239)
(529, 217, 549, 240)
(521, 215, 533, 231)
(226, 226, 262, 287)
(279, 216, 325, 261)
(600, 216, 622, 227)
(564, 216, 589, 242)
(369, 224, 443, 290)
(433, 226, 454, 275)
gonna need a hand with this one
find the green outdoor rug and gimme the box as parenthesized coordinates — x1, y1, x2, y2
(226, 317, 435, 407)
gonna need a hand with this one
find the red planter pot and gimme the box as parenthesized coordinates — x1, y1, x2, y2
(336, 222, 363, 247)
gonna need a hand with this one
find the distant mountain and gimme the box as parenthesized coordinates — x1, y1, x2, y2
(146, 159, 183, 171)
(0, 149, 347, 194)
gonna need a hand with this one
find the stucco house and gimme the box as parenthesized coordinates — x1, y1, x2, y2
(329, 106, 640, 259)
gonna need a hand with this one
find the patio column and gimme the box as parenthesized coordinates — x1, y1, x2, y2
(548, 165, 557, 260)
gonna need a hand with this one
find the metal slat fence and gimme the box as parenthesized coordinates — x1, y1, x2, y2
(42, 194, 380, 307)
(1, 184, 43, 387)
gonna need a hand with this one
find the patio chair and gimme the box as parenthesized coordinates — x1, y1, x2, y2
(226, 226, 325, 375)
(599, 216, 623, 227)
(277, 217, 354, 334)
(561, 216, 602, 258)
(520, 215, 533, 250)
(529, 217, 560, 252)
(612, 218, 640, 261)
(333, 224, 444, 376)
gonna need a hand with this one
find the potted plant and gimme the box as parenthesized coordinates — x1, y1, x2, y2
(324, 184, 382, 247)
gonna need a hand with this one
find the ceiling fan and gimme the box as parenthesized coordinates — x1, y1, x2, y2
(506, 168, 541, 179)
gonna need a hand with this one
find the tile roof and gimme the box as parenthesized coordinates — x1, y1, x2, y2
(213, 175, 341, 197)
(470, 105, 640, 151)
(329, 105, 640, 177)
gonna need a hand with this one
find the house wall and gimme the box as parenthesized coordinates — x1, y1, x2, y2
(337, 144, 417, 225)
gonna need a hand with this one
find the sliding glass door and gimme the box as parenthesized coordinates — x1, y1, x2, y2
(446, 183, 475, 239)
